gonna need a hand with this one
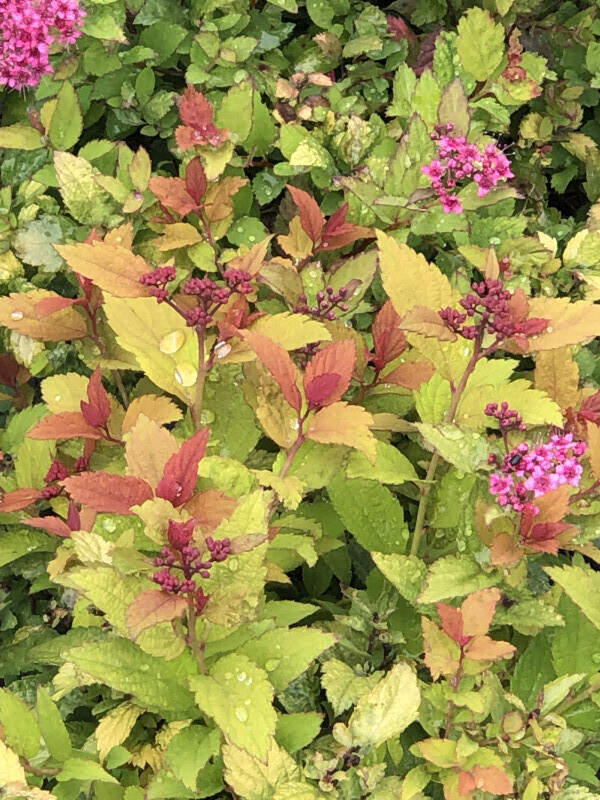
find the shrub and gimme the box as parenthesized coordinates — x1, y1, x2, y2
(1, 1, 600, 799)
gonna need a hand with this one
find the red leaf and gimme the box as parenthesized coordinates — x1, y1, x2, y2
(25, 516, 71, 538)
(81, 367, 111, 429)
(436, 603, 464, 644)
(185, 158, 207, 205)
(28, 412, 103, 441)
(156, 428, 210, 507)
(304, 340, 355, 408)
(319, 204, 371, 251)
(372, 301, 407, 371)
(0, 354, 20, 387)
(176, 86, 229, 150)
(240, 329, 302, 412)
(148, 176, 198, 217)
(387, 14, 416, 43)
(62, 472, 154, 514)
(322, 202, 349, 236)
(0, 488, 42, 512)
(126, 589, 187, 638)
(286, 185, 325, 244)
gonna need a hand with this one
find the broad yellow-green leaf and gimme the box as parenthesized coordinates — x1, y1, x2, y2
(249, 313, 331, 352)
(54, 152, 114, 226)
(321, 659, 383, 715)
(42, 372, 89, 413)
(103, 296, 198, 405)
(545, 565, 600, 631)
(417, 423, 488, 472)
(347, 664, 420, 748)
(0, 124, 44, 150)
(190, 654, 276, 760)
(419, 555, 498, 603)
(36, 687, 72, 762)
(372, 553, 427, 604)
(0, 689, 41, 758)
(377, 231, 457, 316)
(166, 726, 221, 791)
(204, 543, 268, 628)
(95, 702, 142, 761)
(48, 82, 83, 150)
(57, 757, 119, 784)
(457, 380, 562, 429)
(345, 440, 418, 483)
(239, 628, 334, 691)
(456, 8, 505, 81)
(275, 713, 322, 754)
(223, 739, 300, 800)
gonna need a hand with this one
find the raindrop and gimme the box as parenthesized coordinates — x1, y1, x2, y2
(265, 658, 280, 672)
(234, 707, 248, 722)
(175, 363, 197, 386)
(245, 677, 253, 686)
(237, 671, 247, 682)
(54, 395, 62, 403)
(214, 341, 232, 359)
(10, 310, 23, 320)
(228, 558, 239, 572)
(159, 329, 185, 354)
(140, 664, 150, 671)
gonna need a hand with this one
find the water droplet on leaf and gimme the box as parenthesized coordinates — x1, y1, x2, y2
(234, 707, 248, 722)
(10, 310, 23, 320)
(159, 329, 185, 354)
(175, 363, 197, 386)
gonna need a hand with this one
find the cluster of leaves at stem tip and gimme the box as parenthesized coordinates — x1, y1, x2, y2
(3, 1, 600, 800)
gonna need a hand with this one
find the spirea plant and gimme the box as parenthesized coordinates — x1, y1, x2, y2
(1, 1, 600, 799)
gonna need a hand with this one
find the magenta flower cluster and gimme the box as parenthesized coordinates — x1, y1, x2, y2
(422, 124, 514, 214)
(0, 0, 85, 90)
(152, 519, 231, 613)
(489, 433, 586, 515)
(294, 285, 350, 322)
(485, 402, 526, 432)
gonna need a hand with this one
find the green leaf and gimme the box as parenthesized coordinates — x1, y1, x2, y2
(321, 659, 383, 715)
(64, 638, 197, 717)
(166, 726, 221, 791)
(13, 216, 64, 273)
(48, 82, 83, 150)
(306, 0, 334, 28)
(239, 627, 335, 691)
(275, 712, 322, 753)
(388, 64, 417, 119)
(36, 687, 72, 762)
(204, 366, 261, 461)
(54, 152, 115, 226)
(327, 475, 409, 554)
(273, 440, 348, 491)
(510, 632, 555, 707)
(267, 0, 298, 11)
(223, 739, 300, 800)
(418, 556, 497, 603)
(545, 565, 600, 631)
(190, 654, 276, 760)
(216, 81, 254, 143)
(0, 124, 44, 150)
(372, 553, 427, 604)
(345, 441, 418, 484)
(552, 595, 600, 675)
(438, 78, 470, 137)
(347, 664, 420, 748)
(456, 7, 505, 81)
(385, 114, 434, 198)
(57, 757, 119, 784)
(416, 423, 489, 472)
(415, 373, 451, 424)
(0, 529, 54, 567)
(495, 598, 564, 636)
(0, 689, 41, 759)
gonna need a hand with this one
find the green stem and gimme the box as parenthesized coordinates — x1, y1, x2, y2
(111, 369, 129, 408)
(187, 594, 206, 674)
(410, 334, 484, 557)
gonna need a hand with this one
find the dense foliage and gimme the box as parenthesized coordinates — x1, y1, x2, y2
(2, 1, 600, 798)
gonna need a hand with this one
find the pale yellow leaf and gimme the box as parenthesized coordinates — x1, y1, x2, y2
(42, 372, 89, 413)
(307, 401, 376, 463)
(0, 739, 26, 785)
(96, 702, 142, 760)
(587, 422, 600, 482)
(121, 394, 183, 435)
(155, 223, 203, 251)
(527, 297, 600, 350)
(534, 348, 580, 411)
(56, 242, 151, 298)
(125, 414, 178, 487)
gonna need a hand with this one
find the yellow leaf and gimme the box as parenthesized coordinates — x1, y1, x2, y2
(227, 236, 273, 275)
(307, 401, 376, 463)
(242, 362, 298, 448)
(95, 702, 142, 761)
(0, 291, 87, 342)
(121, 394, 183, 435)
(527, 297, 600, 350)
(56, 242, 152, 298)
(377, 231, 458, 315)
(421, 617, 460, 680)
(42, 372, 89, 413)
(277, 216, 313, 261)
(0, 739, 26, 786)
(105, 223, 135, 249)
(401, 305, 457, 340)
(204, 176, 248, 223)
(407, 334, 471, 384)
(457, 380, 563, 429)
(103, 297, 198, 405)
(250, 312, 331, 351)
(155, 223, 203, 251)
(534, 348, 581, 411)
(587, 422, 600, 482)
(125, 414, 178, 487)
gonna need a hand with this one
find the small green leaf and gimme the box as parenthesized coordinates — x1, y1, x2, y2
(48, 82, 83, 150)
(419, 556, 497, 603)
(275, 712, 322, 753)
(37, 687, 72, 762)
(166, 726, 221, 790)
(321, 659, 383, 715)
(57, 757, 119, 784)
(456, 7, 505, 81)
(0, 124, 44, 150)
(545, 565, 600, 632)
(0, 689, 41, 759)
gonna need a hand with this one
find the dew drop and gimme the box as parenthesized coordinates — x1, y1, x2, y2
(54, 394, 62, 403)
(10, 310, 23, 320)
(244, 698, 251, 705)
(159, 329, 185, 354)
(228, 557, 239, 572)
(140, 664, 150, 671)
(237, 671, 247, 682)
(265, 658, 280, 672)
(175, 363, 197, 386)
(224, 672, 233, 680)
(245, 677, 253, 686)
(235, 707, 248, 722)
(214, 341, 232, 359)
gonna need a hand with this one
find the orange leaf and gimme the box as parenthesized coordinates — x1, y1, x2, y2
(304, 340, 355, 408)
(0, 487, 42, 512)
(489, 532, 523, 566)
(184, 489, 238, 531)
(526, 297, 600, 350)
(175, 86, 229, 150)
(56, 243, 152, 298)
(62, 472, 154, 514)
(384, 361, 435, 390)
(240, 329, 302, 412)
(125, 415, 178, 488)
(464, 634, 516, 662)
(204, 177, 248, 223)
(126, 589, 188, 638)
(149, 176, 198, 216)
(436, 603, 464, 644)
(587, 421, 600, 481)
(0, 291, 88, 342)
(286, 185, 325, 244)
(25, 516, 71, 538)
(529, 485, 570, 525)
(156, 428, 210, 506)
(422, 617, 461, 680)
(28, 412, 103, 440)
(228, 236, 273, 276)
(121, 395, 183, 435)
(401, 305, 458, 340)
(470, 766, 513, 795)
(461, 588, 501, 638)
(372, 300, 406, 370)
(307, 401, 376, 463)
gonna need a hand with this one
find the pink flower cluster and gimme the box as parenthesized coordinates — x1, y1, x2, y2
(0, 0, 85, 90)
(422, 124, 514, 214)
(489, 433, 586, 514)
(152, 519, 231, 613)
